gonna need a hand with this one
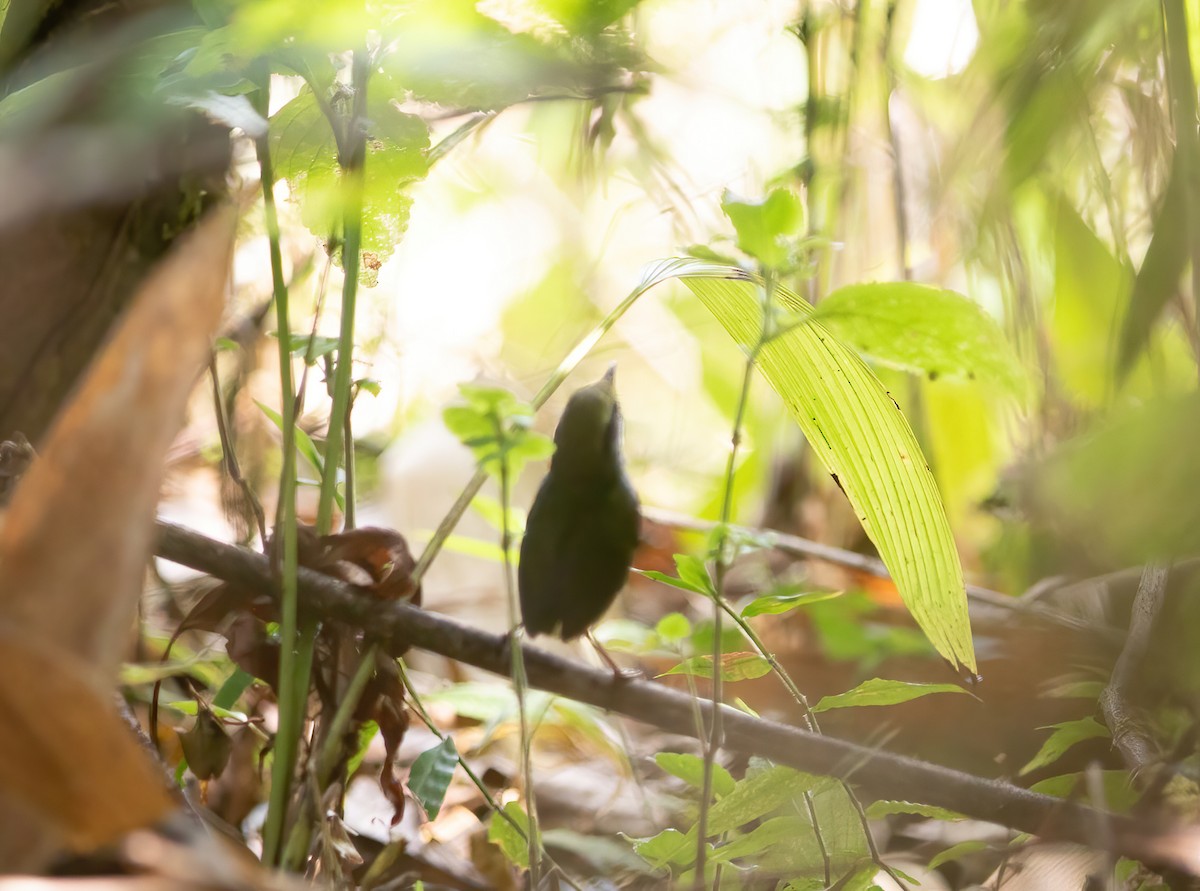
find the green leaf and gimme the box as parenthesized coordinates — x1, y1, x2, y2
(709, 815, 813, 865)
(638, 569, 710, 597)
(346, 720, 377, 777)
(928, 839, 990, 870)
(213, 668, 254, 711)
(536, 0, 642, 35)
(655, 752, 735, 798)
(380, 4, 585, 110)
(675, 553, 716, 596)
(740, 588, 841, 617)
(281, 331, 340, 363)
(1118, 150, 1191, 378)
(722, 188, 805, 269)
(443, 385, 555, 480)
(270, 85, 429, 284)
(659, 653, 771, 682)
(654, 612, 692, 643)
(256, 400, 345, 511)
(865, 800, 965, 821)
(630, 827, 693, 870)
(670, 263, 975, 673)
(409, 737, 458, 820)
(1020, 717, 1109, 776)
(172, 90, 267, 137)
(813, 282, 1025, 395)
(488, 801, 530, 868)
(812, 678, 969, 713)
(704, 765, 820, 836)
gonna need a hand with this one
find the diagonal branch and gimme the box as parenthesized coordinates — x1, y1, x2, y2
(153, 520, 1200, 876)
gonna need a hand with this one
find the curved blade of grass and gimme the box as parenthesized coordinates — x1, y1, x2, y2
(658, 261, 974, 673)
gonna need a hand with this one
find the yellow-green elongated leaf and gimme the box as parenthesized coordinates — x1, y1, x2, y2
(668, 263, 974, 672)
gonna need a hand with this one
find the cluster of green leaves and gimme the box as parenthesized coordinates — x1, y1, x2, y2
(443, 384, 555, 481)
(631, 756, 879, 889)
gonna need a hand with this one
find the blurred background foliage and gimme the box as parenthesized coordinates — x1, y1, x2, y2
(8, 0, 1200, 711)
(7, 0, 1200, 881)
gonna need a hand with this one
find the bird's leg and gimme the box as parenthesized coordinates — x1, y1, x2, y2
(586, 630, 642, 680)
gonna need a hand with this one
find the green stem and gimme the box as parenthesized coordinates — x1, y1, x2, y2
(253, 66, 302, 868)
(694, 355, 756, 890)
(500, 448, 542, 884)
(317, 47, 369, 536)
(280, 643, 380, 869)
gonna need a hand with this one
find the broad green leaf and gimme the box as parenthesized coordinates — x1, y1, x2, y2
(740, 588, 841, 617)
(536, 0, 642, 35)
(381, 3, 585, 110)
(443, 385, 555, 480)
(722, 188, 805, 269)
(1119, 147, 1191, 378)
(703, 765, 820, 836)
(670, 263, 974, 672)
(709, 816, 813, 864)
(659, 653, 771, 682)
(409, 737, 458, 820)
(270, 86, 429, 284)
(1020, 717, 1109, 776)
(655, 752, 735, 798)
(1051, 201, 1131, 405)
(630, 827, 694, 870)
(813, 282, 1025, 395)
(812, 678, 969, 713)
(674, 553, 717, 596)
(488, 801, 530, 868)
(865, 800, 965, 821)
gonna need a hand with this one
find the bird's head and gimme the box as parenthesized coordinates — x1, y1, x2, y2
(550, 366, 624, 480)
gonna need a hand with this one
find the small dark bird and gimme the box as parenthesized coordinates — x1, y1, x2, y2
(518, 367, 640, 652)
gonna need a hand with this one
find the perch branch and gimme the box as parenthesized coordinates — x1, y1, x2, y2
(153, 520, 1200, 876)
